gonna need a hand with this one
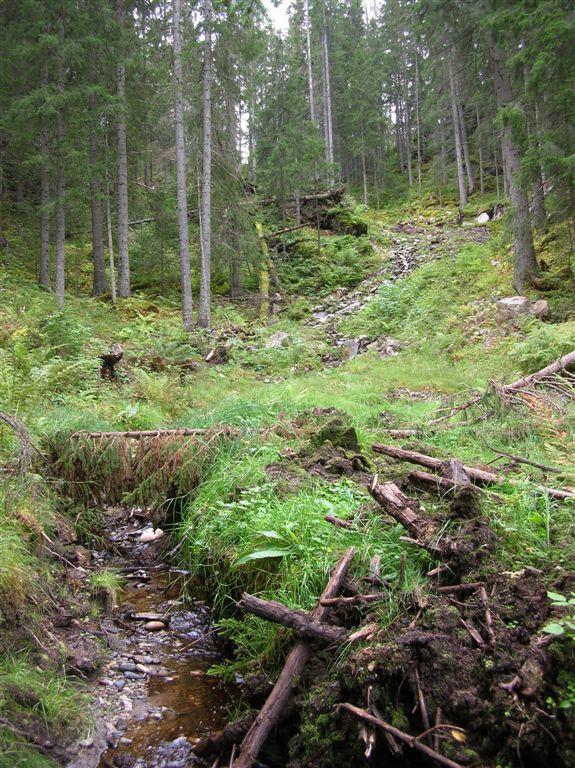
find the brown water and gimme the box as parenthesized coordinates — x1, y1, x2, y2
(80, 511, 238, 768)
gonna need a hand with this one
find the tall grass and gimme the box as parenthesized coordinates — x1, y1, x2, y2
(180, 441, 430, 676)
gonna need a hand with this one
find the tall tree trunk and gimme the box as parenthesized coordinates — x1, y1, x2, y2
(524, 90, 546, 228)
(439, 118, 448, 187)
(489, 43, 538, 291)
(448, 55, 467, 208)
(249, 76, 257, 184)
(475, 103, 484, 195)
(400, 44, 413, 187)
(395, 90, 404, 174)
(198, 0, 213, 328)
(226, 54, 242, 299)
(361, 126, 369, 206)
(494, 144, 500, 200)
(304, 0, 315, 123)
(104, 169, 117, 305)
(172, 0, 193, 329)
(89, 106, 107, 297)
(116, 0, 130, 298)
(414, 40, 423, 193)
(321, 11, 334, 183)
(55, 22, 66, 308)
(39, 129, 51, 290)
(457, 101, 475, 193)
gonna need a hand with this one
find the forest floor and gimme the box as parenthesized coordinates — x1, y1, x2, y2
(1, 196, 575, 768)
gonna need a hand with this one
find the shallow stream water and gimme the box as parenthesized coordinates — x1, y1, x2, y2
(69, 508, 237, 768)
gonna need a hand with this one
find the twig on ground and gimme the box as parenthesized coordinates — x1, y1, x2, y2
(338, 703, 465, 768)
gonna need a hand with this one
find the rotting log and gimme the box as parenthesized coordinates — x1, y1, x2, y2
(194, 711, 257, 759)
(368, 480, 474, 560)
(72, 427, 236, 440)
(369, 481, 439, 545)
(407, 470, 474, 495)
(237, 595, 348, 644)
(338, 703, 465, 768)
(373, 444, 575, 501)
(233, 548, 355, 768)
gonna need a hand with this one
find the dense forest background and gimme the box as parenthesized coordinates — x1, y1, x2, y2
(1, 0, 573, 315)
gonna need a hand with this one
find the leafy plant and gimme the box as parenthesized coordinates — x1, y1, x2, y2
(543, 591, 575, 640)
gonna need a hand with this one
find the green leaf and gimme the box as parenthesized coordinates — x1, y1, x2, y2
(542, 622, 565, 636)
(547, 592, 567, 603)
(233, 547, 293, 566)
(257, 530, 284, 541)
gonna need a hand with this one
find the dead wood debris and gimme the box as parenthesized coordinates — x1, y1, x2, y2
(337, 703, 466, 768)
(373, 443, 575, 501)
(429, 349, 575, 425)
(230, 548, 356, 768)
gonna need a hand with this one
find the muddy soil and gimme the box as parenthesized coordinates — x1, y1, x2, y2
(64, 507, 238, 768)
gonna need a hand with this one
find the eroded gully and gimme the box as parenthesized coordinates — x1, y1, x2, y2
(68, 506, 237, 768)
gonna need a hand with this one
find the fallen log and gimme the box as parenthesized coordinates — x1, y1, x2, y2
(233, 548, 355, 768)
(373, 444, 575, 501)
(407, 470, 474, 494)
(237, 595, 348, 644)
(368, 481, 439, 546)
(73, 427, 234, 440)
(338, 703, 465, 768)
(430, 350, 575, 424)
(194, 711, 257, 759)
(501, 350, 575, 394)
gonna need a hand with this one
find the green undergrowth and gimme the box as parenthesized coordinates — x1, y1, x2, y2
(0, 655, 88, 751)
(2, 193, 575, 760)
(274, 232, 378, 299)
(178, 437, 430, 677)
(0, 480, 88, 766)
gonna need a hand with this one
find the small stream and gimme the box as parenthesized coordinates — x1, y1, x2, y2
(69, 507, 237, 768)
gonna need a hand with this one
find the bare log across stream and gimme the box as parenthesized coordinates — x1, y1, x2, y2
(237, 594, 348, 644)
(373, 444, 575, 501)
(233, 547, 355, 768)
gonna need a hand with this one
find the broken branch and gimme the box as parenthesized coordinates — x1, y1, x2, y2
(234, 548, 355, 768)
(237, 595, 347, 645)
(338, 703, 465, 768)
(372, 443, 574, 501)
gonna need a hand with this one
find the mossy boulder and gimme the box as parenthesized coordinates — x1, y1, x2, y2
(310, 417, 360, 452)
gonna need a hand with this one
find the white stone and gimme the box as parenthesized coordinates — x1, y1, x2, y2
(139, 527, 164, 543)
(265, 331, 290, 348)
(475, 212, 490, 224)
(496, 296, 532, 320)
